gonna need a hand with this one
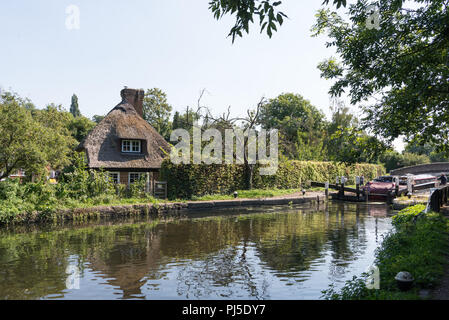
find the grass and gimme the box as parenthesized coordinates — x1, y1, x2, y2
(190, 188, 304, 201)
(322, 204, 449, 300)
(396, 195, 429, 202)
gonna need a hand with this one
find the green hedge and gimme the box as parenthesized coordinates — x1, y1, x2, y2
(161, 160, 385, 200)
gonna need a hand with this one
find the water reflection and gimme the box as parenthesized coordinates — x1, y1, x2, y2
(0, 202, 392, 300)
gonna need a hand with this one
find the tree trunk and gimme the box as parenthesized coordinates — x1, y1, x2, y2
(244, 162, 254, 190)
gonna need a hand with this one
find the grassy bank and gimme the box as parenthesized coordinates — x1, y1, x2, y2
(322, 204, 449, 300)
(190, 188, 304, 201)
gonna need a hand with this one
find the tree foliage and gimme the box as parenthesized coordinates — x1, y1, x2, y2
(68, 115, 96, 143)
(326, 101, 388, 164)
(380, 150, 431, 172)
(209, 0, 349, 41)
(69, 94, 81, 118)
(92, 115, 105, 124)
(258, 93, 327, 160)
(405, 139, 448, 163)
(0, 93, 77, 180)
(143, 88, 173, 140)
(313, 0, 449, 154)
(209, 0, 287, 42)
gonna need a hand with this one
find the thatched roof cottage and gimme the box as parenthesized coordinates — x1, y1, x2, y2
(76, 87, 170, 189)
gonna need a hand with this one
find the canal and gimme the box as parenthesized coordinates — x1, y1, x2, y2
(0, 201, 393, 300)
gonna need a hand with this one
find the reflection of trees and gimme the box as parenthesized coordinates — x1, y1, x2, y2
(326, 203, 369, 279)
(254, 203, 370, 281)
(0, 232, 71, 299)
(176, 244, 269, 300)
(0, 203, 387, 299)
(0, 223, 162, 299)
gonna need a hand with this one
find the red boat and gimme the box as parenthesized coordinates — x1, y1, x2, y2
(363, 176, 405, 201)
(363, 174, 438, 201)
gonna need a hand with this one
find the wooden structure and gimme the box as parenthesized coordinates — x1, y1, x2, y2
(153, 181, 168, 199)
(311, 178, 441, 204)
(429, 185, 449, 213)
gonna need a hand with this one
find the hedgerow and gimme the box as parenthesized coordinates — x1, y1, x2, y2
(161, 160, 385, 200)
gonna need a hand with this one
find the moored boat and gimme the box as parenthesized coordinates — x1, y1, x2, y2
(363, 174, 438, 201)
(362, 175, 406, 201)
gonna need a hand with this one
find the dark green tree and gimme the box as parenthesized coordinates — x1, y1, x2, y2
(258, 93, 327, 160)
(68, 116, 96, 143)
(142, 88, 173, 140)
(69, 94, 81, 118)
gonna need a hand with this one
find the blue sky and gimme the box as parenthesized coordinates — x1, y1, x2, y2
(0, 0, 405, 151)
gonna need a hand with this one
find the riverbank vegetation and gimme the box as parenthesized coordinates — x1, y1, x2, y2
(0, 154, 159, 225)
(322, 205, 449, 300)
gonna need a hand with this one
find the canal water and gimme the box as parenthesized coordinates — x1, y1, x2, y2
(0, 202, 393, 300)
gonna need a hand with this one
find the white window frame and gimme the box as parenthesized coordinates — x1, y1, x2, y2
(108, 172, 120, 184)
(128, 172, 142, 184)
(122, 140, 141, 153)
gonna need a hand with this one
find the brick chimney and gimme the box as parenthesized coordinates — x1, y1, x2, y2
(121, 87, 145, 118)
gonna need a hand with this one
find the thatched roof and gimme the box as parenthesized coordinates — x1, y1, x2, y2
(76, 88, 171, 170)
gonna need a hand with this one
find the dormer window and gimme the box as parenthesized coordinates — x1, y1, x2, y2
(122, 140, 141, 153)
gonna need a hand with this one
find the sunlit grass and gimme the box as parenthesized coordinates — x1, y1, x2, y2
(191, 188, 303, 201)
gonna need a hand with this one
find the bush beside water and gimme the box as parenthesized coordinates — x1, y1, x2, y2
(322, 204, 449, 300)
(0, 154, 156, 225)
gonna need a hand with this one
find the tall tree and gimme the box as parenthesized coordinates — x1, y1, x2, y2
(258, 93, 327, 160)
(70, 94, 81, 118)
(312, 0, 449, 154)
(142, 88, 173, 140)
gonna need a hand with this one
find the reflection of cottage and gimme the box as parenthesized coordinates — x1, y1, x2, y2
(76, 88, 170, 194)
(86, 231, 163, 299)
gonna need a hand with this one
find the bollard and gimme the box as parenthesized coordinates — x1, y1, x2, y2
(394, 176, 400, 196)
(339, 177, 346, 199)
(407, 176, 413, 197)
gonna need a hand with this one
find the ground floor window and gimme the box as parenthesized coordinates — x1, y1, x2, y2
(129, 172, 143, 184)
(108, 172, 120, 184)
